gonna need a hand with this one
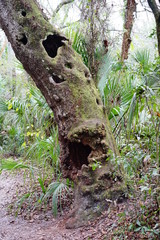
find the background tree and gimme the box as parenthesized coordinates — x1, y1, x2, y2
(121, 0, 137, 61)
(79, 0, 112, 82)
(147, 0, 160, 55)
(0, 0, 125, 228)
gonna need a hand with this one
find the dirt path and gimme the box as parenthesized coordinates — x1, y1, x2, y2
(0, 170, 138, 240)
(0, 171, 89, 240)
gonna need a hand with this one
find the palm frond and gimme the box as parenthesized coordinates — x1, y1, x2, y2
(0, 158, 33, 172)
(133, 49, 150, 68)
(98, 50, 115, 95)
(127, 92, 137, 131)
(26, 131, 60, 173)
(29, 85, 48, 108)
(66, 27, 88, 67)
(132, 49, 151, 75)
(43, 181, 69, 216)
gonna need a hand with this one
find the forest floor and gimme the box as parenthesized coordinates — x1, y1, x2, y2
(0, 169, 159, 240)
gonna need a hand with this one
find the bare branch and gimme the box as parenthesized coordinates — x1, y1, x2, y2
(52, 0, 74, 18)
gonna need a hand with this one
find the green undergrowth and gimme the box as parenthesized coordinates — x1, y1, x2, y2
(107, 133, 160, 239)
(0, 37, 159, 237)
(0, 156, 73, 218)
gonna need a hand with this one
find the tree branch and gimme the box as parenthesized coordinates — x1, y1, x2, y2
(147, 0, 160, 19)
(52, 0, 74, 18)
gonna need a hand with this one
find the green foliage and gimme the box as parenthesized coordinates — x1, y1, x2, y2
(105, 50, 160, 237)
(98, 49, 160, 143)
(65, 26, 89, 67)
(98, 50, 115, 95)
(134, 220, 159, 236)
(43, 181, 70, 216)
(27, 129, 60, 177)
(0, 82, 57, 155)
(0, 29, 159, 235)
(90, 159, 102, 171)
(0, 44, 64, 216)
(0, 158, 33, 172)
(110, 135, 160, 239)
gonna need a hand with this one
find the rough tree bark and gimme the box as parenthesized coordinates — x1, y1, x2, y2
(121, 0, 136, 61)
(147, 0, 160, 55)
(0, 0, 126, 228)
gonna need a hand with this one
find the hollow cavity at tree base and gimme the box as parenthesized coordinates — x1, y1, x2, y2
(65, 163, 127, 229)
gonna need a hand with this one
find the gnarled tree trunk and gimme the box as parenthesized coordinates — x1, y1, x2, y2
(0, 0, 126, 228)
(121, 0, 136, 61)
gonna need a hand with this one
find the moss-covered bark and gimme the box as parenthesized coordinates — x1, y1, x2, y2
(0, 0, 126, 228)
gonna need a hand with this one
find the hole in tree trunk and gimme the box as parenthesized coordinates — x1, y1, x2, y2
(42, 34, 67, 58)
(51, 73, 65, 84)
(65, 62, 72, 69)
(68, 142, 91, 170)
(84, 71, 90, 78)
(18, 33, 28, 45)
(96, 98, 100, 105)
(21, 10, 26, 17)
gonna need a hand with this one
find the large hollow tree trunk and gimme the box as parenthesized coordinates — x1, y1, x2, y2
(0, 0, 126, 228)
(147, 0, 160, 56)
(121, 0, 136, 61)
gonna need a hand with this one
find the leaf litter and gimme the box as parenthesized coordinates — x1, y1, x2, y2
(0, 170, 159, 240)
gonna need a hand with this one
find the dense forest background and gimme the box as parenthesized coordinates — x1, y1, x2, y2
(0, 0, 159, 239)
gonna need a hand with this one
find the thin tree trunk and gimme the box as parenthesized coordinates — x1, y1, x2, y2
(121, 0, 136, 61)
(147, 0, 160, 55)
(0, 0, 126, 228)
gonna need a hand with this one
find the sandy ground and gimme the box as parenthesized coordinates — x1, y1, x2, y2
(0, 170, 139, 240)
(0, 171, 90, 240)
